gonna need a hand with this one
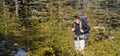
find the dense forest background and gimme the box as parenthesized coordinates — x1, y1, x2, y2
(0, 0, 120, 56)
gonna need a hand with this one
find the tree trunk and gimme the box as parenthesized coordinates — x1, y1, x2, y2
(15, 0, 19, 19)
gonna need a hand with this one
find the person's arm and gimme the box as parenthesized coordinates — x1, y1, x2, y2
(72, 28, 75, 32)
(80, 29, 84, 33)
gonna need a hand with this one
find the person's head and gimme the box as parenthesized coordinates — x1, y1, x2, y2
(74, 16, 80, 24)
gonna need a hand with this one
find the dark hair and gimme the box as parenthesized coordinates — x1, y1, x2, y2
(74, 15, 80, 19)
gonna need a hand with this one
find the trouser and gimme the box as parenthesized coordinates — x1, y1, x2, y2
(74, 35, 85, 51)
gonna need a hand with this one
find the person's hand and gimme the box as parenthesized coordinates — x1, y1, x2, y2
(80, 29, 84, 33)
(72, 28, 75, 31)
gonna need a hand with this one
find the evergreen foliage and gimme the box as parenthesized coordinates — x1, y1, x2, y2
(0, 0, 120, 56)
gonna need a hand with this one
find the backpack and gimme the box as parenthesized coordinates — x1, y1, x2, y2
(79, 13, 88, 24)
(73, 14, 90, 33)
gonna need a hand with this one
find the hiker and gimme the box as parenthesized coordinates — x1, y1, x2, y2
(72, 15, 90, 51)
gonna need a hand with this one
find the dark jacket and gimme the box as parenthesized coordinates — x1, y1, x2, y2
(72, 22, 90, 35)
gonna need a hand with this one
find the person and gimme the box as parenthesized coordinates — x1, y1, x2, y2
(72, 15, 90, 51)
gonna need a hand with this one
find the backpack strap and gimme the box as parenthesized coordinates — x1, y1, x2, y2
(80, 21, 82, 29)
(74, 23, 75, 28)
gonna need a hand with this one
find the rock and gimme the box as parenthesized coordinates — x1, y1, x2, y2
(14, 47, 26, 56)
(14, 43, 19, 46)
